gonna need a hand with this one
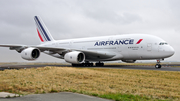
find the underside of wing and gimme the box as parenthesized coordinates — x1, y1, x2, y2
(35, 46, 66, 52)
(0, 44, 27, 48)
(0, 44, 28, 52)
(35, 46, 117, 61)
(78, 50, 116, 61)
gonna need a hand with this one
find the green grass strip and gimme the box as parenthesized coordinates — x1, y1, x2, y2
(98, 93, 169, 101)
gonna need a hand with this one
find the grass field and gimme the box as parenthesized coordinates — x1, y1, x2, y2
(0, 67, 180, 100)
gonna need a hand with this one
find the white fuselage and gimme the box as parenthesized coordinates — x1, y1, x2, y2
(40, 34, 174, 62)
(0, 16, 175, 68)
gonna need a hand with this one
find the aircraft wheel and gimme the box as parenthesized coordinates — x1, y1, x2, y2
(90, 63, 93, 67)
(155, 64, 161, 69)
(72, 64, 79, 67)
(95, 63, 104, 67)
(102, 63, 104, 66)
(95, 63, 98, 67)
(158, 64, 162, 68)
(101, 63, 104, 66)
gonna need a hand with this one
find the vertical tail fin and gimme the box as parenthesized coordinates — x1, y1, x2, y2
(34, 16, 54, 43)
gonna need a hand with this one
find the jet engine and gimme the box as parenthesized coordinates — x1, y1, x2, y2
(64, 51, 85, 64)
(122, 60, 136, 63)
(21, 48, 40, 60)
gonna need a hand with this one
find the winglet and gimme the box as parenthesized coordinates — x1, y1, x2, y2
(34, 16, 54, 43)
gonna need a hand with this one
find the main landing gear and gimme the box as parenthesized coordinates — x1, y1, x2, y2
(155, 60, 162, 69)
(95, 62, 104, 66)
(72, 61, 104, 67)
(72, 62, 93, 67)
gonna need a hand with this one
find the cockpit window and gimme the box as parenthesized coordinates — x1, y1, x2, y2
(159, 42, 168, 45)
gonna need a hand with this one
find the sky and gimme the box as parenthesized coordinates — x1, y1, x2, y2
(0, 0, 179, 63)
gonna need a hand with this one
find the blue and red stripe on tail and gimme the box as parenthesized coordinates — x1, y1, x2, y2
(34, 16, 54, 43)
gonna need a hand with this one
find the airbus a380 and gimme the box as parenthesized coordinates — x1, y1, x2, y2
(0, 16, 175, 69)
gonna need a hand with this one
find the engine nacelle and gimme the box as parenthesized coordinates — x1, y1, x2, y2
(64, 51, 85, 64)
(122, 60, 136, 63)
(21, 48, 40, 60)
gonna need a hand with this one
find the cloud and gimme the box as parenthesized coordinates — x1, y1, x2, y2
(84, 9, 142, 25)
(0, 0, 179, 62)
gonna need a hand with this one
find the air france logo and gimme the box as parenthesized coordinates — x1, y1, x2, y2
(94, 39, 143, 46)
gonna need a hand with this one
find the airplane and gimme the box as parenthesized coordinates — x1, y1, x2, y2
(0, 16, 175, 69)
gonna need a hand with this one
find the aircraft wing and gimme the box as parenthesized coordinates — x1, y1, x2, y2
(0, 44, 28, 52)
(76, 49, 115, 60)
(35, 46, 66, 51)
(0, 44, 27, 48)
(0, 44, 115, 60)
(0, 45, 66, 52)
(35, 46, 115, 59)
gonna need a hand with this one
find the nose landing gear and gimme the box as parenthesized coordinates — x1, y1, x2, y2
(155, 60, 162, 69)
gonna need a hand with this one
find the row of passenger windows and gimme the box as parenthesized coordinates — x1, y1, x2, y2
(128, 47, 139, 49)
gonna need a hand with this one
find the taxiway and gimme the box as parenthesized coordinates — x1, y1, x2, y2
(0, 64, 180, 71)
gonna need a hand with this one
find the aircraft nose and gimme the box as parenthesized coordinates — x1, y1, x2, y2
(167, 46, 175, 56)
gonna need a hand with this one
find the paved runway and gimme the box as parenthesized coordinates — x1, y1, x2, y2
(0, 64, 180, 71)
(102, 65, 180, 71)
(0, 92, 112, 101)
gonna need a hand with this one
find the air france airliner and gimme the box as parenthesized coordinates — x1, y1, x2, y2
(0, 16, 175, 69)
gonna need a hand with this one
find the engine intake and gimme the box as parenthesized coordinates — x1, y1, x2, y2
(64, 51, 85, 64)
(21, 48, 40, 60)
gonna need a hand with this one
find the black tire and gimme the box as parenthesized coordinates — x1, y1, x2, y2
(81, 63, 84, 66)
(95, 63, 99, 67)
(155, 64, 161, 69)
(102, 63, 104, 66)
(90, 63, 93, 67)
(72, 64, 78, 67)
(158, 64, 162, 68)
